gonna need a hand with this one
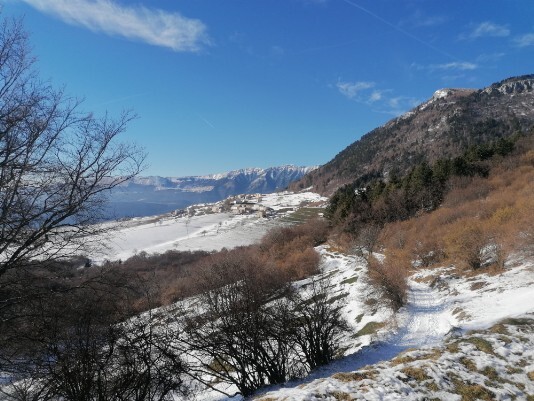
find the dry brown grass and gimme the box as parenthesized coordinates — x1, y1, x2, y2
(330, 391, 354, 401)
(459, 357, 477, 372)
(333, 370, 378, 382)
(400, 366, 430, 382)
(376, 150, 534, 276)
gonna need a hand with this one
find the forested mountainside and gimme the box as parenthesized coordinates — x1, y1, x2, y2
(290, 75, 534, 195)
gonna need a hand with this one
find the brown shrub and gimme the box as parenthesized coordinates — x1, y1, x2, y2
(443, 176, 492, 208)
(444, 219, 488, 270)
(367, 249, 409, 310)
(258, 221, 325, 281)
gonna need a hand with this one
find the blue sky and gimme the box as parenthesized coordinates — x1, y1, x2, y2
(3, 0, 533, 176)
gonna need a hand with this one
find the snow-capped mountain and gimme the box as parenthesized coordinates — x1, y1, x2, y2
(106, 165, 316, 218)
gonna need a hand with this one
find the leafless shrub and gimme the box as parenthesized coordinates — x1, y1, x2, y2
(367, 250, 409, 310)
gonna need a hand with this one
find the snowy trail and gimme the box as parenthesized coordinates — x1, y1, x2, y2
(275, 279, 453, 387)
(394, 280, 452, 347)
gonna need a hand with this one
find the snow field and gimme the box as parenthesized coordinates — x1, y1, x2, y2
(89, 191, 327, 263)
(257, 315, 534, 401)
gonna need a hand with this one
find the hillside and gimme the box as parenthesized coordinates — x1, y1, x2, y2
(291, 75, 534, 195)
(106, 165, 316, 218)
(2, 145, 534, 400)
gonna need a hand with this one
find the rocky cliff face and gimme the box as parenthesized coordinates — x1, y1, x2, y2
(290, 75, 534, 195)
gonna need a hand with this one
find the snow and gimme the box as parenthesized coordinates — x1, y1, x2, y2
(393, 280, 453, 348)
(94, 213, 267, 263)
(34, 189, 534, 400)
(253, 256, 534, 401)
(433, 89, 451, 99)
(89, 191, 327, 263)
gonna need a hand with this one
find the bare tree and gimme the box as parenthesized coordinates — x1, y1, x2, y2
(182, 249, 294, 397)
(289, 277, 348, 370)
(0, 16, 145, 278)
(181, 248, 349, 397)
(0, 266, 187, 401)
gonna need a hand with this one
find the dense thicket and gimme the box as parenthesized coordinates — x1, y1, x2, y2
(378, 134, 534, 272)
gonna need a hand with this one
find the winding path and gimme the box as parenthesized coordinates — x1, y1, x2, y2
(299, 279, 453, 383)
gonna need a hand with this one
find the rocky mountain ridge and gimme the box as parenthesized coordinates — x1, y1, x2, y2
(290, 74, 534, 194)
(107, 165, 315, 218)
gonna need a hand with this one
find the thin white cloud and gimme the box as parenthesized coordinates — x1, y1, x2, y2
(434, 62, 478, 71)
(20, 0, 210, 52)
(514, 33, 534, 47)
(336, 81, 374, 99)
(387, 96, 419, 110)
(369, 95, 421, 117)
(476, 52, 506, 63)
(368, 90, 384, 102)
(334, 79, 417, 117)
(412, 61, 478, 71)
(461, 21, 510, 40)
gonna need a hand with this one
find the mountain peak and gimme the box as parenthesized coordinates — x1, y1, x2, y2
(290, 74, 534, 195)
(484, 74, 534, 96)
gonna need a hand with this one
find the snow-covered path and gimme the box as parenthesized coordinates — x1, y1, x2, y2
(264, 279, 454, 392)
(393, 280, 452, 347)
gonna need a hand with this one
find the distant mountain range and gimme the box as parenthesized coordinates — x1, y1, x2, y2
(290, 74, 534, 194)
(106, 165, 316, 218)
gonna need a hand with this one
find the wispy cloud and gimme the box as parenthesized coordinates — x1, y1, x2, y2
(369, 90, 385, 103)
(400, 10, 447, 28)
(368, 95, 421, 117)
(334, 79, 418, 116)
(412, 61, 478, 71)
(460, 21, 510, 40)
(476, 52, 506, 63)
(336, 81, 374, 99)
(514, 33, 534, 47)
(387, 96, 420, 111)
(434, 62, 478, 71)
(20, 0, 210, 52)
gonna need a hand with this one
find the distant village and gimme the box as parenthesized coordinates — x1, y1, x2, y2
(172, 194, 276, 219)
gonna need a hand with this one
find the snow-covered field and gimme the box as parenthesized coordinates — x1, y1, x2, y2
(90, 191, 326, 263)
(166, 242, 534, 401)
